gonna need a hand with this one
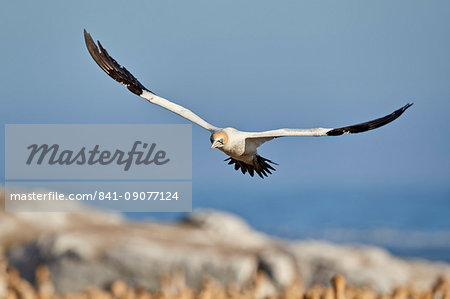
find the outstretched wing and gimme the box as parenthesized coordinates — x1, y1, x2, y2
(243, 103, 413, 140)
(84, 29, 219, 132)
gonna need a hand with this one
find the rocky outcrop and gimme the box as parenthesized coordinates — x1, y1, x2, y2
(1, 189, 450, 295)
(290, 241, 450, 293)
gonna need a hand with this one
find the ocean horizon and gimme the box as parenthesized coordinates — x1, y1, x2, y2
(124, 183, 450, 263)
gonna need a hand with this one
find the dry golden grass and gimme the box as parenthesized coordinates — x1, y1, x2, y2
(2, 261, 450, 299)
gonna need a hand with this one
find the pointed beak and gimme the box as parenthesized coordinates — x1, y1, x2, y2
(210, 140, 221, 149)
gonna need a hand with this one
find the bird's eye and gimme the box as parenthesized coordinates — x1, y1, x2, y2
(219, 138, 223, 144)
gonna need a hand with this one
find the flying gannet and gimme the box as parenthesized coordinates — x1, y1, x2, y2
(84, 30, 413, 178)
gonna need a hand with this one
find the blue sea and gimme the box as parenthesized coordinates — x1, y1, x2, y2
(125, 184, 450, 263)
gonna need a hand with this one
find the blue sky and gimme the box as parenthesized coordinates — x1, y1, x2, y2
(1, 1, 449, 244)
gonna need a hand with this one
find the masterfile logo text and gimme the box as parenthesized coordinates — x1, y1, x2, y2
(5, 124, 192, 180)
(26, 141, 170, 171)
(4, 124, 192, 213)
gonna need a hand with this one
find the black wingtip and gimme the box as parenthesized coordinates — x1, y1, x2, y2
(404, 102, 414, 110)
(392, 102, 413, 118)
(83, 30, 150, 96)
(326, 103, 413, 136)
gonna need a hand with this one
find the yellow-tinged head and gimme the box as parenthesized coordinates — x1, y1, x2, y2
(210, 131, 228, 149)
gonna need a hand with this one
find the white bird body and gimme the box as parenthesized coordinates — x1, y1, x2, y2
(218, 128, 247, 157)
(84, 30, 413, 178)
(214, 127, 270, 165)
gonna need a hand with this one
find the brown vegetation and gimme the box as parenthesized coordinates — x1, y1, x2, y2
(2, 261, 450, 299)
